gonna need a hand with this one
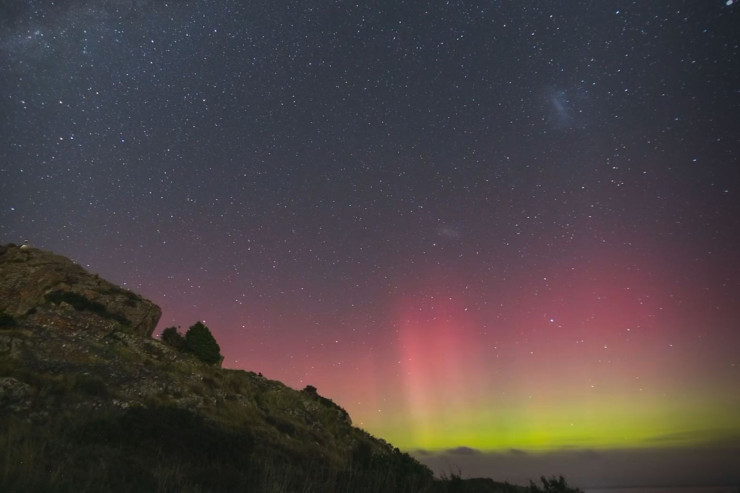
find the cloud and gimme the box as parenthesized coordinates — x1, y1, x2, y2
(642, 428, 740, 445)
(445, 446, 481, 456)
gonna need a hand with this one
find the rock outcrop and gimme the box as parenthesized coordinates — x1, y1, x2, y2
(0, 244, 161, 337)
(0, 244, 437, 493)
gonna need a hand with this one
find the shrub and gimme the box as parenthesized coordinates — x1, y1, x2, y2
(528, 475, 583, 493)
(184, 322, 222, 365)
(161, 326, 185, 350)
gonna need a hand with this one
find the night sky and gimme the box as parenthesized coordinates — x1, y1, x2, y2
(2, 1, 740, 488)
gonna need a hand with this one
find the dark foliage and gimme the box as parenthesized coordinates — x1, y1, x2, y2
(265, 414, 297, 436)
(184, 321, 222, 365)
(352, 440, 374, 467)
(2, 406, 437, 493)
(528, 475, 583, 493)
(72, 406, 259, 492)
(161, 326, 185, 350)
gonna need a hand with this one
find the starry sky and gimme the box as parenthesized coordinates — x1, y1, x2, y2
(2, 0, 740, 488)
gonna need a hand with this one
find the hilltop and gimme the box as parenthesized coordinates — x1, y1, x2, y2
(0, 243, 439, 492)
(0, 244, 578, 493)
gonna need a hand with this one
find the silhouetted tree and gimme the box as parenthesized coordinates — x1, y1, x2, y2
(161, 326, 185, 350)
(184, 321, 222, 365)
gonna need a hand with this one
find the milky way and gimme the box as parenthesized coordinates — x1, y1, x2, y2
(2, 1, 739, 487)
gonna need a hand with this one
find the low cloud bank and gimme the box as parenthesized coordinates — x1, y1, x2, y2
(412, 443, 740, 489)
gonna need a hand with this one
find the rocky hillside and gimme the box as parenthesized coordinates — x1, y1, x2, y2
(0, 244, 577, 493)
(0, 244, 434, 492)
(0, 243, 161, 337)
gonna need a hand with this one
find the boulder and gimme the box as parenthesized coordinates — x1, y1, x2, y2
(0, 244, 161, 337)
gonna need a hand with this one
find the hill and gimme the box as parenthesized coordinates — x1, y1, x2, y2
(0, 243, 578, 493)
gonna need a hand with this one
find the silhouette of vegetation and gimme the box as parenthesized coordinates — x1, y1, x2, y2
(528, 475, 582, 493)
(161, 325, 185, 350)
(184, 321, 222, 365)
(159, 322, 223, 365)
(442, 471, 464, 492)
(0, 336, 583, 493)
(1, 406, 438, 492)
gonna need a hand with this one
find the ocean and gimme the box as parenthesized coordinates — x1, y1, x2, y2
(586, 487, 736, 493)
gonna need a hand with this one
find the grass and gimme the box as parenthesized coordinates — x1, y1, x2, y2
(0, 406, 436, 493)
(0, 318, 580, 493)
(0, 325, 437, 492)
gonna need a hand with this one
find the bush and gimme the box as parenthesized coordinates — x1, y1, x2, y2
(528, 475, 583, 493)
(184, 322, 222, 365)
(161, 326, 185, 350)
